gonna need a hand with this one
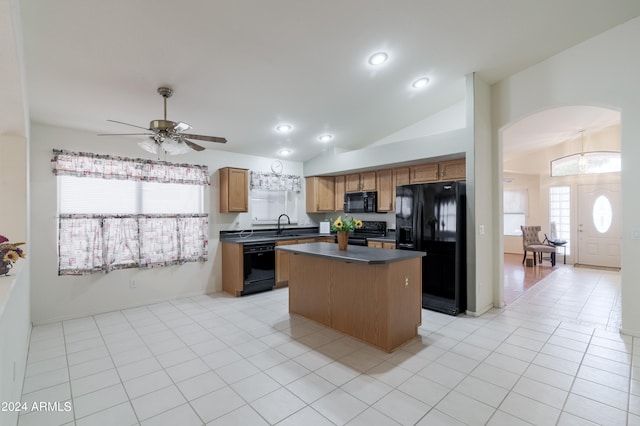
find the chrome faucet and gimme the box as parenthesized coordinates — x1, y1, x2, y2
(277, 214, 291, 235)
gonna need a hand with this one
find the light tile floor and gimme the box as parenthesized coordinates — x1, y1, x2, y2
(19, 266, 638, 425)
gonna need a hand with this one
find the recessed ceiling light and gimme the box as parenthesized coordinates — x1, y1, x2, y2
(412, 77, 430, 89)
(368, 52, 388, 66)
(279, 148, 292, 156)
(276, 124, 292, 133)
(318, 134, 334, 142)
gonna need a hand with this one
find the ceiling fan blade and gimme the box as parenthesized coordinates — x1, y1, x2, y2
(107, 119, 151, 131)
(182, 133, 227, 144)
(183, 139, 206, 151)
(98, 132, 154, 136)
(173, 122, 192, 132)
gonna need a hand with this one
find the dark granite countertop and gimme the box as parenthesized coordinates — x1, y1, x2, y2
(220, 232, 333, 244)
(276, 242, 425, 264)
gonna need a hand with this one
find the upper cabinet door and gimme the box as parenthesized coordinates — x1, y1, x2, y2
(345, 172, 377, 192)
(360, 172, 376, 191)
(306, 176, 335, 212)
(376, 169, 393, 212)
(334, 175, 345, 212)
(410, 163, 439, 183)
(219, 167, 248, 212)
(345, 173, 361, 192)
(439, 159, 466, 181)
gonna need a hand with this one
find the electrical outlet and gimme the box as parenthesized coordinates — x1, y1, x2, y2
(129, 279, 136, 288)
(479, 225, 485, 235)
(633, 229, 640, 240)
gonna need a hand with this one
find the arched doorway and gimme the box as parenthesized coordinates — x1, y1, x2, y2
(498, 105, 621, 304)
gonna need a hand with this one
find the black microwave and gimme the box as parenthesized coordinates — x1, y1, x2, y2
(344, 191, 377, 213)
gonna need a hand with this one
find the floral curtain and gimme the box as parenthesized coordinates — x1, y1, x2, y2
(58, 214, 208, 275)
(249, 171, 302, 192)
(51, 149, 210, 185)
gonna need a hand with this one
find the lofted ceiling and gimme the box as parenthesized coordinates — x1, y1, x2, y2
(13, 0, 640, 162)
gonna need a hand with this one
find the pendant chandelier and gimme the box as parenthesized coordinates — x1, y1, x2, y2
(550, 130, 621, 177)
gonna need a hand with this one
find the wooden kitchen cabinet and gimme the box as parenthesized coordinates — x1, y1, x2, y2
(367, 240, 396, 249)
(275, 239, 298, 287)
(392, 167, 410, 211)
(345, 171, 376, 192)
(276, 237, 336, 286)
(410, 163, 439, 183)
(394, 167, 410, 186)
(409, 159, 466, 183)
(306, 176, 335, 212)
(221, 242, 244, 296)
(376, 169, 394, 212)
(334, 175, 345, 212)
(439, 159, 466, 181)
(219, 167, 248, 213)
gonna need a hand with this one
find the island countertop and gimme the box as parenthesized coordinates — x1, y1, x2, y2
(276, 242, 425, 264)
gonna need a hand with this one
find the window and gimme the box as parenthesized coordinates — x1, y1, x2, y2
(551, 151, 621, 177)
(503, 189, 528, 236)
(250, 189, 298, 225)
(52, 150, 209, 275)
(549, 186, 571, 254)
(58, 176, 203, 214)
(248, 170, 302, 225)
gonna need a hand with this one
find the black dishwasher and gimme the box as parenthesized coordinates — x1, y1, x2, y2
(243, 242, 275, 295)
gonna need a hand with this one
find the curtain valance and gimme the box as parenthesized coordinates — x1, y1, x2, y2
(249, 171, 302, 192)
(51, 149, 210, 185)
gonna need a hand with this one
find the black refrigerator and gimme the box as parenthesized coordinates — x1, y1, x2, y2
(396, 181, 466, 315)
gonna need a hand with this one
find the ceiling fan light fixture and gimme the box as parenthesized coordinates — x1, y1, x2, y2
(162, 138, 191, 155)
(138, 138, 158, 154)
(368, 52, 388, 66)
(411, 77, 430, 89)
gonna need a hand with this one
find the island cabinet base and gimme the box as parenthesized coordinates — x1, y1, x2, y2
(288, 253, 422, 352)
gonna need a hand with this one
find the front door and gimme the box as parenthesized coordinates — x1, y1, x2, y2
(577, 183, 621, 268)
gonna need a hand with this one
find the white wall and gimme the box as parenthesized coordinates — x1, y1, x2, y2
(0, 261, 30, 426)
(503, 173, 541, 254)
(0, 135, 27, 241)
(492, 17, 640, 335)
(29, 123, 309, 324)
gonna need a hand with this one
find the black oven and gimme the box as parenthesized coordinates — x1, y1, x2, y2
(243, 242, 275, 295)
(344, 191, 377, 213)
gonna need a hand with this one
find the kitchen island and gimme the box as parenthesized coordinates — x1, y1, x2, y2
(275, 242, 425, 352)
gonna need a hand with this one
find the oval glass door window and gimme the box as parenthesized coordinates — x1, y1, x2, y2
(592, 195, 612, 233)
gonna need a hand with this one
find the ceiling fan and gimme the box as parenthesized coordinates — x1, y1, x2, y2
(99, 87, 227, 155)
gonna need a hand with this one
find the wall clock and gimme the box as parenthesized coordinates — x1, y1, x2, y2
(271, 160, 284, 175)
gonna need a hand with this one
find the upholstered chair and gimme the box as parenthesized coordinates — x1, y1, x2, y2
(521, 225, 556, 266)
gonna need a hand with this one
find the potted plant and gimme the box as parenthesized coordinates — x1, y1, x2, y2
(0, 234, 26, 276)
(330, 215, 363, 250)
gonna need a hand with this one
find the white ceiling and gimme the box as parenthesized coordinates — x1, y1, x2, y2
(12, 0, 640, 162)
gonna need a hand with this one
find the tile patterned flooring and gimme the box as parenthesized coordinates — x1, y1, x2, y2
(19, 266, 637, 425)
(503, 253, 558, 305)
